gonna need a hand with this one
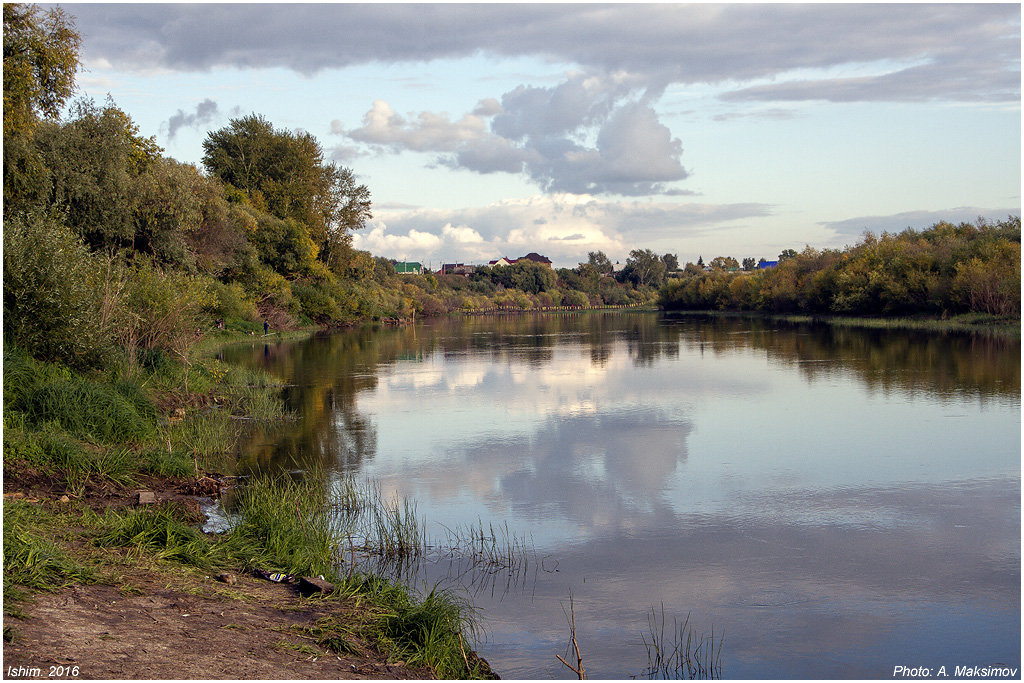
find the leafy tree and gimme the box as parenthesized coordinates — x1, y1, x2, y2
(34, 97, 162, 249)
(3, 3, 80, 137)
(662, 253, 679, 272)
(202, 114, 372, 271)
(709, 256, 739, 271)
(586, 251, 614, 275)
(779, 248, 798, 262)
(624, 248, 667, 288)
(742, 257, 757, 271)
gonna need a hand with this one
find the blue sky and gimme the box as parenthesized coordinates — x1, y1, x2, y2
(64, 3, 1020, 268)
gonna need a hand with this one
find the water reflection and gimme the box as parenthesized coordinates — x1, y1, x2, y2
(221, 313, 1020, 679)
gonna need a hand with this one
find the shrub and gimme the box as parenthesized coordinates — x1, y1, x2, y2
(3, 212, 112, 367)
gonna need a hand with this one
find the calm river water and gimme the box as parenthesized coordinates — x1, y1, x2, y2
(222, 312, 1020, 679)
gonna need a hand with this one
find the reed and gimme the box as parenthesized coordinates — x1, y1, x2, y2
(441, 518, 533, 573)
(363, 488, 428, 561)
(641, 604, 723, 680)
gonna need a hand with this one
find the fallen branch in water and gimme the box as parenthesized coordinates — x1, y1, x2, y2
(556, 593, 586, 679)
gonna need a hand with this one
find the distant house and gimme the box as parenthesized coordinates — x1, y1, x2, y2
(612, 261, 626, 273)
(440, 263, 476, 276)
(757, 260, 779, 269)
(517, 252, 553, 269)
(394, 261, 422, 275)
(488, 253, 553, 269)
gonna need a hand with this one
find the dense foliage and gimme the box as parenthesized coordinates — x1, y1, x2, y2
(659, 218, 1021, 317)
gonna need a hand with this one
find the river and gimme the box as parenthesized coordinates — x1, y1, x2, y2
(221, 312, 1020, 679)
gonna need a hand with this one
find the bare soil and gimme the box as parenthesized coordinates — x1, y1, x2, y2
(4, 565, 431, 680)
(3, 476, 494, 680)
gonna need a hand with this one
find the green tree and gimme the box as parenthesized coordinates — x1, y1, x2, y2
(35, 97, 162, 249)
(586, 251, 614, 275)
(202, 114, 372, 271)
(662, 253, 679, 272)
(742, 257, 757, 271)
(3, 3, 80, 137)
(709, 256, 739, 271)
(624, 248, 667, 288)
(779, 248, 798, 262)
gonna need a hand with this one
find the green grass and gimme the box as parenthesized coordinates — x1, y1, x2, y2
(372, 585, 482, 678)
(3, 502, 97, 602)
(4, 422, 138, 495)
(94, 504, 226, 568)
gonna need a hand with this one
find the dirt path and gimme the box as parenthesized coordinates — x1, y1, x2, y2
(4, 560, 433, 680)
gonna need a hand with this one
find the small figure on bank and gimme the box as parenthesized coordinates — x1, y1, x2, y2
(263, 320, 269, 335)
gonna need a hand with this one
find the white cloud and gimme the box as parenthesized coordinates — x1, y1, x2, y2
(355, 194, 774, 267)
(343, 73, 690, 196)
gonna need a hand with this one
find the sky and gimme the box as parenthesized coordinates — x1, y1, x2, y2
(61, 3, 1021, 269)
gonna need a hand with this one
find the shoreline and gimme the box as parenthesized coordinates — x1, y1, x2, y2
(659, 309, 1021, 338)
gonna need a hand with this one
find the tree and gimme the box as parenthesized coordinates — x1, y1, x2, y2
(202, 114, 372, 272)
(709, 256, 739, 271)
(34, 97, 162, 249)
(586, 250, 614, 275)
(3, 3, 80, 137)
(779, 248, 798, 262)
(742, 257, 757, 271)
(624, 248, 667, 288)
(662, 253, 679, 272)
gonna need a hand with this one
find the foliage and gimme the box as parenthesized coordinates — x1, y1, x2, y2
(660, 218, 1021, 318)
(624, 248, 668, 288)
(201, 114, 372, 270)
(3, 212, 113, 367)
(2, 3, 80, 137)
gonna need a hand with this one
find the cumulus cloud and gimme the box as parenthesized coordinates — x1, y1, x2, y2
(68, 4, 1019, 104)
(354, 194, 773, 266)
(345, 100, 492, 153)
(342, 73, 689, 196)
(164, 98, 218, 140)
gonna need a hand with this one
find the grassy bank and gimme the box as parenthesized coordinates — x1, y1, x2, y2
(2, 335, 492, 679)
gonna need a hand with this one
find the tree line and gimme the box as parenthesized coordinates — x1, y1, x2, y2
(659, 218, 1021, 317)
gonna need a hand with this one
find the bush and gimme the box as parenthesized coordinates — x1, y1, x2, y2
(207, 280, 257, 322)
(292, 281, 342, 322)
(3, 212, 113, 367)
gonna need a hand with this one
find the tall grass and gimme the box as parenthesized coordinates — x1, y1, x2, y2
(641, 604, 723, 680)
(3, 423, 138, 495)
(4, 347, 156, 444)
(374, 585, 483, 678)
(3, 502, 96, 601)
(95, 504, 225, 567)
(228, 473, 342, 578)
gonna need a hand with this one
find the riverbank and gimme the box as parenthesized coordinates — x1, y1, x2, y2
(661, 309, 1021, 338)
(2, 337, 497, 680)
